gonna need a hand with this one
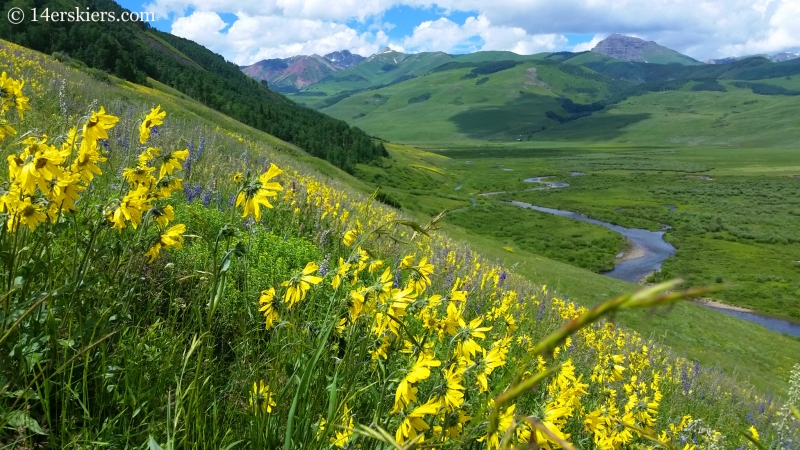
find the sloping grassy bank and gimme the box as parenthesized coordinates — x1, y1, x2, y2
(1, 40, 797, 449)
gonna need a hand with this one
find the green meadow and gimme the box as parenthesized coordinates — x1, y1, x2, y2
(351, 141, 800, 394)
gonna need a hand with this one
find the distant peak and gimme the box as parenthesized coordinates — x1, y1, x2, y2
(591, 33, 698, 65)
(322, 50, 365, 68)
(379, 46, 394, 54)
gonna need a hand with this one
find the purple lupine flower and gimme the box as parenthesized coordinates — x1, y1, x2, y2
(498, 270, 507, 286)
(444, 271, 454, 290)
(393, 270, 401, 288)
(228, 194, 236, 207)
(318, 254, 331, 276)
(680, 364, 691, 395)
(536, 298, 546, 321)
(202, 191, 213, 207)
(151, 125, 160, 137)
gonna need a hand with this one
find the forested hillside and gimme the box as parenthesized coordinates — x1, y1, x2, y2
(0, 0, 387, 172)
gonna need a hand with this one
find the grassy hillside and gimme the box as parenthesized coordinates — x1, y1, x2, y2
(1, 38, 798, 449)
(0, 0, 386, 172)
(528, 80, 800, 147)
(317, 61, 613, 142)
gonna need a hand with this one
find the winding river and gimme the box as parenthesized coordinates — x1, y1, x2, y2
(700, 306, 800, 337)
(506, 201, 675, 283)
(488, 176, 800, 336)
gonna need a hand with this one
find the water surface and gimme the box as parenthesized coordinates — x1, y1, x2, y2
(506, 201, 676, 283)
(701, 305, 800, 337)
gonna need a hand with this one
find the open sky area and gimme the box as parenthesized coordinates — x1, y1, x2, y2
(113, 0, 800, 64)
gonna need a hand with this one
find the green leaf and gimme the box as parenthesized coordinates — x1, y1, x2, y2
(147, 435, 164, 450)
(6, 410, 46, 435)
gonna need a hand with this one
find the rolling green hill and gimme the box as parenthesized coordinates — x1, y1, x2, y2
(287, 50, 800, 146)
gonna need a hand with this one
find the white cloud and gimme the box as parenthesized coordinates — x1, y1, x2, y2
(171, 12, 387, 63)
(399, 14, 566, 55)
(573, 34, 606, 52)
(150, 0, 800, 62)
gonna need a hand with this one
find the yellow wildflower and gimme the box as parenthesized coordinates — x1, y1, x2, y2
(144, 224, 186, 263)
(281, 261, 322, 308)
(83, 107, 118, 142)
(258, 287, 280, 330)
(249, 380, 276, 414)
(139, 105, 166, 144)
(236, 163, 283, 221)
(395, 398, 440, 444)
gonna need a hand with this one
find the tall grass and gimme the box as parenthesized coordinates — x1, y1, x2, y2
(0, 40, 798, 449)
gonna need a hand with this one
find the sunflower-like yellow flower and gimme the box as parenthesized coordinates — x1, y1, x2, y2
(331, 257, 350, 290)
(281, 261, 322, 308)
(395, 398, 441, 444)
(144, 224, 186, 263)
(139, 105, 166, 144)
(151, 204, 175, 227)
(329, 404, 354, 448)
(393, 353, 441, 413)
(438, 364, 465, 411)
(475, 337, 511, 393)
(0, 72, 30, 118)
(12, 137, 69, 195)
(348, 288, 365, 321)
(44, 171, 85, 213)
(158, 149, 189, 179)
(71, 137, 107, 183)
(109, 185, 151, 231)
(342, 228, 358, 246)
(6, 196, 46, 232)
(478, 403, 515, 450)
(249, 380, 276, 414)
(83, 107, 119, 142)
(258, 287, 280, 330)
(122, 166, 157, 188)
(454, 315, 492, 360)
(0, 119, 16, 141)
(440, 409, 471, 440)
(154, 176, 182, 199)
(408, 257, 434, 296)
(235, 164, 283, 222)
(138, 147, 160, 167)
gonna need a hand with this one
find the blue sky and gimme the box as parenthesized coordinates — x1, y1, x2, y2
(113, 0, 800, 64)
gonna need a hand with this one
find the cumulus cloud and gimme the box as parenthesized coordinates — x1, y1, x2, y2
(170, 12, 388, 63)
(149, 0, 800, 62)
(573, 34, 606, 52)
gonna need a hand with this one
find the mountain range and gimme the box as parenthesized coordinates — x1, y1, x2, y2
(242, 34, 800, 94)
(706, 52, 800, 64)
(246, 33, 800, 146)
(241, 50, 365, 92)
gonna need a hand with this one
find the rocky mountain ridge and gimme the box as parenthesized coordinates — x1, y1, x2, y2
(241, 50, 365, 91)
(590, 33, 700, 65)
(706, 52, 800, 64)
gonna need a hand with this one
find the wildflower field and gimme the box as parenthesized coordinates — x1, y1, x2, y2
(0, 40, 798, 449)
